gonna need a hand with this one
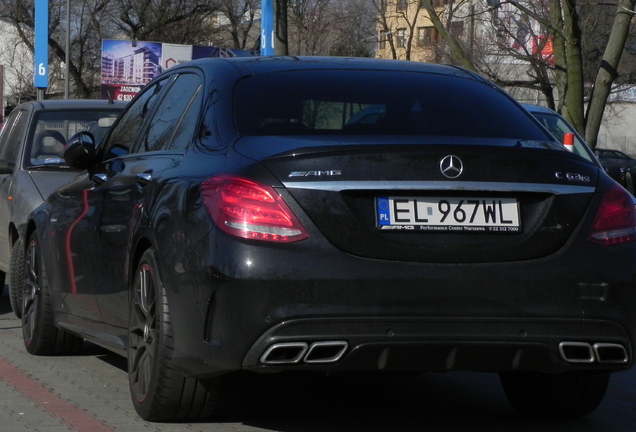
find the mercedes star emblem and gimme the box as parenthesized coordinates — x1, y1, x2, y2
(439, 155, 463, 179)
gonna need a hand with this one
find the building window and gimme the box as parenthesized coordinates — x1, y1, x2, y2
(397, 0, 408, 11)
(397, 28, 407, 48)
(449, 21, 464, 38)
(379, 32, 388, 50)
(418, 26, 439, 46)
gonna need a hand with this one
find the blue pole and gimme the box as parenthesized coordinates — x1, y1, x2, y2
(34, 0, 49, 91)
(261, 0, 274, 56)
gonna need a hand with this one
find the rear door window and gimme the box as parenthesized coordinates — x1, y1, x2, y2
(136, 73, 203, 153)
(101, 77, 172, 159)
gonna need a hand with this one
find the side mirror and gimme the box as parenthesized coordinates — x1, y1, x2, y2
(64, 132, 97, 169)
(0, 159, 15, 175)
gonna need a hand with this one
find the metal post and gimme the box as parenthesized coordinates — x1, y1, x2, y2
(261, 0, 274, 56)
(34, 0, 49, 100)
(65, 0, 70, 98)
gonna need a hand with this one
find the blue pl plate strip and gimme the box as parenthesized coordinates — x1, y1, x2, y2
(377, 197, 391, 226)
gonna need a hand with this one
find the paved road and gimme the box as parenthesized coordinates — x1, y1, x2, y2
(1, 288, 634, 432)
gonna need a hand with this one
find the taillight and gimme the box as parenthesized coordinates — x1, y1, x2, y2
(588, 185, 636, 246)
(201, 174, 308, 243)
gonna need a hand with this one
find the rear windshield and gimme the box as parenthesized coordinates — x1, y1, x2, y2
(234, 70, 550, 141)
(27, 109, 120, 167)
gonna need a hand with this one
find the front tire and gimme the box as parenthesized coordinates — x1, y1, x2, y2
(128, 249, 228, 422)
(499, 371, 609, 418)
(22, 230, 83, 356)
(9, 237, 25, 318)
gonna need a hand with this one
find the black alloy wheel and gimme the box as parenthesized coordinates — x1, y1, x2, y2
(23, 232, 44, 352)
(128, 249, 228, 422)
(22, 230, 82, 356)
(129, 259, 158, 407)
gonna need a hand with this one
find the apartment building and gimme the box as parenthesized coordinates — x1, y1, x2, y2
(375, 0, 452, 63)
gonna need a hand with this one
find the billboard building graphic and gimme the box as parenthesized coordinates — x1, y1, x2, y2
(101, 39, 251, 102)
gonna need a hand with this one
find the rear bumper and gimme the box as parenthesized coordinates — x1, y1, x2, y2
(160, 232, 636, 378)
(242, 317, 630, 373)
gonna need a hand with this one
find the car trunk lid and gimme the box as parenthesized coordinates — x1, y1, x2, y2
(241, 138, 599, 263)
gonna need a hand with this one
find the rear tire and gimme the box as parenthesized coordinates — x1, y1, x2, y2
(9, 237, 25, 318)
(22, 230, 83, 356)
(499, 371, 609, 418)
(128, 249, 230, 422)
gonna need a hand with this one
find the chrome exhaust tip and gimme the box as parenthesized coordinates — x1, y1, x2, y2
(593, 343, 629, 364)
(260, 342, 308, 364)
(304, 341, 349, 364)
(558, 341, 595, 363)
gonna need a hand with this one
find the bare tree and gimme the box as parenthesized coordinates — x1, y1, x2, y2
(283, 0, 375, 57)
(404, 0, 636, 148)
(275, 0, 289, 54)
(584, 0, 636, 147)
(327, 0, 377, 57)
(372, 0, 399, 59)
(214, 0, 259, 50)
(111, 0, 217, 44)
(0, 21, 36, 104)
(371, 0, 424, 60)
(288, 0, 333, 55)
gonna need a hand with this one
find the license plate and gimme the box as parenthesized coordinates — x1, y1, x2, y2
(376, 197, 521, 233)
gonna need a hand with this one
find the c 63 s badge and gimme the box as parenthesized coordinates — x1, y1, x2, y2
(289, 170, 342, 177)
(555, 172, 591, 182)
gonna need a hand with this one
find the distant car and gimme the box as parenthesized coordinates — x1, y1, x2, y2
(522, 104, 631, 189)
(0, 99, 126, 316)
(521, 103, 594, 159)
(21, 57, 636, 422)
(594, 149, 636, 191)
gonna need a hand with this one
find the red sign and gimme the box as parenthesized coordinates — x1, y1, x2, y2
(533, 36, 554, 65)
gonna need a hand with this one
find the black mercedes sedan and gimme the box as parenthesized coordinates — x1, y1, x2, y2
(21, 57, 636, 422)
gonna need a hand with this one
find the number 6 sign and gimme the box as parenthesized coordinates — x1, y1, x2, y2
(34, 0, 49, 88)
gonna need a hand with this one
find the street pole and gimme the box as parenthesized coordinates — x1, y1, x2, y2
(65, 0, 70, 98)
(34, 0, 49, 100)
(261, 0, 274, 55)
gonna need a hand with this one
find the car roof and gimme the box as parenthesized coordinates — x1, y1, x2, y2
(172, 56, 483, 80)
(13, 99, 127, 111)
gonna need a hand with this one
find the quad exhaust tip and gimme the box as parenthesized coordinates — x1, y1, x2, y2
(260, 341, 349, 365)
(558, 341, 628, 364)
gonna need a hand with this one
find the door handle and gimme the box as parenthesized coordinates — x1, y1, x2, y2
(93, 173, 108, 185)
(136, 172, 152, 185)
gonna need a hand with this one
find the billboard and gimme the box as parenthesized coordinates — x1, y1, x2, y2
(101, 40, 251, 101)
